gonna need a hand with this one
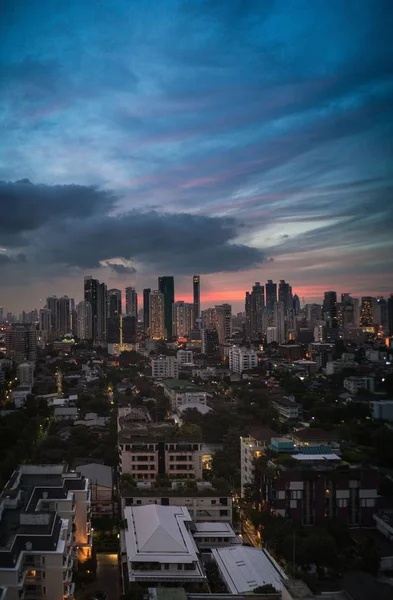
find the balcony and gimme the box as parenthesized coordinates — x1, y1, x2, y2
(63, 569, 72, 583)
(63, 581, 75, 599)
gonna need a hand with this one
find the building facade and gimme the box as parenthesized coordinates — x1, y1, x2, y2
(229, 346, 258, 374)
(151, 355, 179, 379)
(6, 324, 37, 363)
(158, 276, 175, 338)
(149, 291, 165, 340)
(125, 287, 138, 317)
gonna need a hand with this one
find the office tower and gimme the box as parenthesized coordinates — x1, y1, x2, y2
(215, 303, 232, 344)
(173, 301, 193, 338)
(149, 290, 165, 340)
(193, 275, 200, 329)
(245, 282, 265, 339)
(201, 308, 216, 329)
(122, 315, 137, 344)
(278, 280, 293, 314)
(57, 296, 71, 335)
(274, 301, 286, 344)
(125, 286, 138, 317)
(340, 293, 355, 328)
(323, 291, 338, 329)
(39, 307, 53, 346)
(265, 280, 277, 311)
(375, 297, 387, 328)
(292, 294, 301, 315)
(76, 300, 92, 340)
(6, 323, 37, 363)
(0, 306, 3, 322)
(201, 328, 220, 363)
(108, 288, 122, 318)
(143, 288, 151, 331)
(158, 276, 175, 338)
(388, 295, 393, 336)
(360, 296, 374, 326)
(107, 317, 121, 343)
(84, 276, 107, 342)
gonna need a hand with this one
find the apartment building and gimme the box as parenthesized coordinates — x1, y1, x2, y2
(151, 355, 179, 379)
(162, 379, 208, 411)
(121, 505, 206, 585)
(228, 346, 258, 374)
(240, 436, 264, 497)
(270, 396, 300, 421)
(118, 409, 203, 481)
(255, 454, 378, 527)
(344, 376, 375, 395)
(177, 350, 193, 365)
(121, 481, 233, 523)
(0, 464, 91, 600)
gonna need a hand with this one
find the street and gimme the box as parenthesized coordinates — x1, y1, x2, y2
(77, 553, 120, 600)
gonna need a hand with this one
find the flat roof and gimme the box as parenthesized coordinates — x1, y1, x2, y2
(292, 453, 340, 461)
(212, 546, 286, 594)
(163, 379, 202, 390)
(193, 522, 235, 536)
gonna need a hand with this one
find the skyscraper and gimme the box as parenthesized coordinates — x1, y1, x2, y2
(39, 308, 53, 346)
(265, 280, 277, 311)
(149, 290, 165, 340)
(274, 301, 286, 344)
(201, 328, 220, 363)
(108, 289, 122, 318)
(173, 301, 193, 338)
(245, 282, 264, 339)
(193, 275, 200, 329)
(76, 301, 92, 340)
(143, 288, 151, 332)
(292, 294, 301, 315)
(158, 276, 175, 338)
(6, 324, 37, 363)
(125, 287, 138, 317)
(278, 280, 293, 314)
(215, 303, 232, 344)
(57, 296, 71, 336)
(323, 291, 338, 329)
(84, 276, 107, 342)
(360, 297, 374, 326)
(388, 295, 393, 336)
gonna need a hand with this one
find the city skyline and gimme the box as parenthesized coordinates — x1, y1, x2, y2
(1, 1, 393, 311)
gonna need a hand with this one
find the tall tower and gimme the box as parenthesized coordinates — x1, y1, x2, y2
(143, 288, 151, 332)
(193, 275, 200, 329)
(274, 301, 286, 344)
(173, 301, 193, 338)
(6, 324, 37, 363)
(108, 289, 122, 318)
(265, 280, 277, 312)
(149, 290, 165, 340)
(215, 304, 232, 344)
(125, 287, 138, 317)
(278, 280, 293, 314)
(84, 276, 107, 343)
(323, 291, 338, 329)
(245, 282, 265, 339)
(158, 276, 175, 338)
(360, 297, 374, 326)
(76, 301, 92, 340)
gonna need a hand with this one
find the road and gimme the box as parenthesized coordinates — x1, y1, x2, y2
(78, 553, 120, 600)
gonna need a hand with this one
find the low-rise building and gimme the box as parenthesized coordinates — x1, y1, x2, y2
(344, 376, 375, 395)
(121, 481, 232, 523)
(16, 362, 34, 386)
(121, 505, 206, 585)
(162, 379, 208, 411)
(54, 406, 79, 421)
(370, 399, 393, 422)
(270, 396, 300, 421)
(11, 385, 32, 408)
(240, 436, 264, 498)
(192, 522, 240, 550)
(151, 355, 179, 379)
(0, 464, 91, 600)
(228, 346, 258, 374)
(76, 463, 113, 516)
(291, 428, 338, 448)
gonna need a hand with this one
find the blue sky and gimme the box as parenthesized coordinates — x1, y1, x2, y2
(0, 0, 392, 311)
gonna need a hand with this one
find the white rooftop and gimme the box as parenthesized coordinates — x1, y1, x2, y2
(178, 403, 211, 415)
(291, 453, 340, 461)
(212, 545, 286, 594)
(193, 522, 236, 537)
(124, 505, 199, 564)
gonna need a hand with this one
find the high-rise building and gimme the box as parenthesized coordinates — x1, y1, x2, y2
(265, 280, 277, 312)
(340, 293, 355, 328)
(360, 296, 374, 326)
(0, 306, 3, 323)
(376, 297, 388, 329)
(149, 290, 165, 340)
(84, 276, 107, 342)
(245, 282, 264, 339)
(122, 316, 137, 344)
(274, 301, 286, 344)
(143, 288, 151, 332)
(193, 275, 200, 329)
(57, 296, 71, 336)
(76, 300, 92, 340)
(6, 324, 37, 363)
(323, 291, 338, 329)
(201, 308, 216, 329)
(158, 276, 175, 338)
(125, 287, 138, 317)
(39, 307, 53, 346)
(107, 317, 121, 344)
(108, 288, 122, 318)
(278, 280, 293, 314)
(292, 294, 301, 315)
(173, 301, 193, 338)
(215, 304, 232, 344)
(201, 328, 220, 363)
(388, 294, 393, 336)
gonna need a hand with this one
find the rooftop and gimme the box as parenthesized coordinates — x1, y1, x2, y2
(163, 379, 204, 391)
(212, 545, 286, 594)
(292, 428, 337, 442)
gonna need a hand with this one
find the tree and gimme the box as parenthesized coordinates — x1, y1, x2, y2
(253, 583, 278, 594)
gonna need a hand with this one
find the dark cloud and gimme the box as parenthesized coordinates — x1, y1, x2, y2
(106, 263, 137, 275)
(0, 179, 116, 236)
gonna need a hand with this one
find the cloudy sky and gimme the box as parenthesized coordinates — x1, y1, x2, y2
(1, 0, 392, 313)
